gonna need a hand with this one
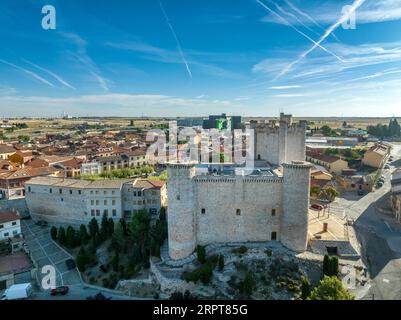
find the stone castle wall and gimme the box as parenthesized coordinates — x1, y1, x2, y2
(167, 161, 312, 260)
(194, 177, 282, 245)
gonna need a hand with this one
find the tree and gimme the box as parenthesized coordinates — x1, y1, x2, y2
(241, 272, 256, 297)
(310, 185, 321, 197)
(88, 218, 99, 239)
(309, 276, 354, 300)
(329, 256, 339, 277)
(196, 245, 206, 264)
(119, 218, 127, 235)
(301, 276, 311, 300)
(128, 209, 151, 264)
(50, 226, 58, 241)
(323, 255, 339, 277)
(322, 187, 339, 202)
(112, 220, 126, 252)
(76, 247, 88, 272)
(100, 213, 109, 241)
(78, 224, 89, 245)
(58, 226, 66, 245)
(107, 218, 115, 237)
(66, 226, 76, 248)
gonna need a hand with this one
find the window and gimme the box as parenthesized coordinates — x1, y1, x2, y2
(90, 190, 93, 194)
(69, 190, 73, 195)
(201, 208, 206, 214)
(13, 230, 18, 235)
(133, 191, 137, 196)
(104, 200, 108, 205)
(91, 209, 95, 216)
(104, 190, 107, 195)
(59, 189, 62, 194)
(96, 210, 100, 216)
(236, 209, 241, 216)
(112, 190, 115, 195)
(176, 195, 180, 200)
(271, 209, 276, 216)
(271, 232, 277, 241)
(49, 188, 52, 194)
(112, 200, 116, 206)
(12, 222, 16, 226)
(138, 191, 142, 196)
(78, 190, 82, 195)
(95, 190, 99, 194)
(112, 209, 117, 217)
(0, 224, 3, 229)
(96, 200, 99, 205)
(61, 198, 64, 202)
(4, 232, 9, 237)
(91, 200, 94, 205)
(104, 209, 108, 216)
(28, 186, 31, 192)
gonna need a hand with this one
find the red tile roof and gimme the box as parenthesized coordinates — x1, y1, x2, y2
(0, 211, 21, 223)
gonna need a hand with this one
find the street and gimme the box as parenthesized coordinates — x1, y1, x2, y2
(329, 143, 401, 299)
(21, 219, 143, 300)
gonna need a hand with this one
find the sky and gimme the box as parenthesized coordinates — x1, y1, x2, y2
(0, 0, 401, 117)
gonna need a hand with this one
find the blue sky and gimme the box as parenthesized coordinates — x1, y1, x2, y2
(1, 0, 401, 117)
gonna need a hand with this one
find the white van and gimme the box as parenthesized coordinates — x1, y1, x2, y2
(1, 283, 33, 300)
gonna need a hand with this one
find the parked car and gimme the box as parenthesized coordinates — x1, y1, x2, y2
(65, 259, 76, 270)
(357, 190, 365, 196)
(50, 286, 69, 296)
(1, 283, 33, 300)
(384, 165, 390, 169)
(311, 204, 323, 211)
(377, 181, 384, 188)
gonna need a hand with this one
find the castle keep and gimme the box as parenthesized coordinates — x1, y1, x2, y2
(167, 113, 310, 260)
(167, 161, 312, 260)
(250, 113, 307, 166)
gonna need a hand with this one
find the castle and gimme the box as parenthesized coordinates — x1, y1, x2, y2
(167, 114, 311, 260)
(250, 113, 307, 166)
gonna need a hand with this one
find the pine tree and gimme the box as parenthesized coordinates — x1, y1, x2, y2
(58, 226, 66, 245)
(88, 218, 99, 239)
(50, 226, 58, 241)
(301, 276, 311, 300)
(66, 226, 76, 248)
(107, 218, 115, 237)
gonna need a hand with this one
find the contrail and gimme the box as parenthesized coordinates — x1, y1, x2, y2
(22, 59, 76, 90)
(276, 0, 366, 79)
(256, 0, 344, 63)
(158, 0, 192, 79)
(266, 0, 322, 39)
(284, 0, 339, 41)
(0, 58, 54, 87)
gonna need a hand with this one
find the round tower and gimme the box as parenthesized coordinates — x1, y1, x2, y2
(280, 161, 313, 252)
(166, 163, 196, 260)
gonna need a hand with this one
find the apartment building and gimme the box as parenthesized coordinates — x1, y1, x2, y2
(25, 176, 166, 225)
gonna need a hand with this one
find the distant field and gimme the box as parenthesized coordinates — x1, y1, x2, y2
(1, 116, 398, 140)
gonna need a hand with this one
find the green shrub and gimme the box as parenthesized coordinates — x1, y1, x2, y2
(182, 264, 213, 285)
(196, 245, 206, 264)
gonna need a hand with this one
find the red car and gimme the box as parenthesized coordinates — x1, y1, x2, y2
(50, 286, 69, 296)
(311, 204, 323, 211)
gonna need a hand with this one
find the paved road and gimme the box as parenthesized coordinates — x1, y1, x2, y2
(330, 143, 401, 299)
(21, 219, 146, 300)
(21, 219, 82, 288)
